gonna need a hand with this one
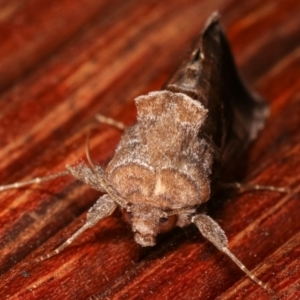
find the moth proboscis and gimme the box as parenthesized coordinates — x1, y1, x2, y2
(0, 12, 288, 292)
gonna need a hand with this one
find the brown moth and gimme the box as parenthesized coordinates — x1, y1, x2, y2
(0, 12, 286, 290)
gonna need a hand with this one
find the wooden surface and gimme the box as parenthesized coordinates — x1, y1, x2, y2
(0, 0, 299, 299)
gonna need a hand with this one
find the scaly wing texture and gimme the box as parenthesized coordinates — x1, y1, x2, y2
(166, 13, 269, 172)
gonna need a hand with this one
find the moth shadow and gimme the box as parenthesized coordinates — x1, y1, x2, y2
(208, 150, 251, 217)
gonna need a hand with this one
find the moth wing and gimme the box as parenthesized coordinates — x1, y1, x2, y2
(166, 12, 268, 169)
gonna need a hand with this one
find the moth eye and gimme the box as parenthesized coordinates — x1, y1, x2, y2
(159, 217, 169, 223)
(159, 215, 177, 233)
(122, 209, 133, 225)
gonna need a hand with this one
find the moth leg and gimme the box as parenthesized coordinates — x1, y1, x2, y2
(221, 182, 289, 194)
(95, 113, 126, 131)
(0, 170, 69, 192)
(192, 214, 269, 291)
(39, 194, 117, 261)
(66, 162, 107, 193)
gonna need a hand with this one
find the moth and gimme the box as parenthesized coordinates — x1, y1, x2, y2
(0, 12, 286, 290)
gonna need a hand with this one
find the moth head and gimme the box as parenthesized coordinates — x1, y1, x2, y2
(122, 204, 178, 247)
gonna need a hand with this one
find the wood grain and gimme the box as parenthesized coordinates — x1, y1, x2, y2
(0, 0, 299, 299)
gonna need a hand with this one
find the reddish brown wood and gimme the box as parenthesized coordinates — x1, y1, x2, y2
(0, 0, 299, 299)
(0, 0, 134, 92)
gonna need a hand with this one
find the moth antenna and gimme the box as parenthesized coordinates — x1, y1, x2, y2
(84, 129, 109, 192)
(223, 182, 290, 194)
(0, 170, 70, 192)
(95, 114, 126, 131)
(162, 207, 196, 217)
(85, 129, 97, 171)
(85, 130, 129, 209)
